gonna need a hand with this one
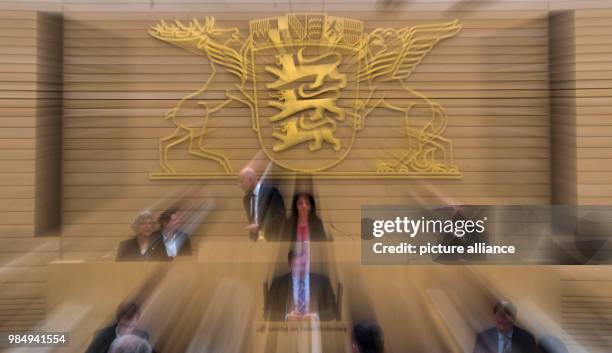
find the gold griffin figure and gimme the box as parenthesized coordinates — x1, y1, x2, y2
(356, 20, 463, 174)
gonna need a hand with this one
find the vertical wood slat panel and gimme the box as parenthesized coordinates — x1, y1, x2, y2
(0, 10, 62, 332)
(561, 267, 612, 353)
(61, 6, 550, 258)
(574, 10, 612, 204)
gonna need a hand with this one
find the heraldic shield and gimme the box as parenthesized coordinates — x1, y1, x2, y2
(249, 14, 364, 173)
(148, 13, 463, 179)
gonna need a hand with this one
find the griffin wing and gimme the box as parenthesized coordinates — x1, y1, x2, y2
(358, 20, 462, 82)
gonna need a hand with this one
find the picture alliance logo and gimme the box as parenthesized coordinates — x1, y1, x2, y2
(370, 216, 488, 238)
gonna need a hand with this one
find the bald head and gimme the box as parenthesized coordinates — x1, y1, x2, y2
(109, 335, 151, 353)
(239, 167, 258, 194)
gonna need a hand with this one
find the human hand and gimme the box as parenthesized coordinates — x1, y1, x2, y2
(247, 223, 260, 234)
(286, 310, 314, 321)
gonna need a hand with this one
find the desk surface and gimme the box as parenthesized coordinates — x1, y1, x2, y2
(197, 239, 361, 263)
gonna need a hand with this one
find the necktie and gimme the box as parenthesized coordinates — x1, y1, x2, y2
(502, 335, 511, 353)
(297, 276, 307, 314)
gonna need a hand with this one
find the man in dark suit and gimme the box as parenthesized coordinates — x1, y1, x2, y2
(152, 208, 192, 258)
(473, 301, 536, 353)
(266, 249, 337, 321)
(239, 167, 286, 241)
(85, 302, 154, 353)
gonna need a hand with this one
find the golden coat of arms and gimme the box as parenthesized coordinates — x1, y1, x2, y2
(148, 13, 462, 179)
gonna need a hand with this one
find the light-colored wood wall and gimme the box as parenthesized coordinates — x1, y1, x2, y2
(550, 10, 577, 205)
(60, 5, 551, 260)
(550, 9, 612, 206)
(573, 10, 612, 205)
(35, 12, 62, 235)
(0, 10, 61, 332)
(551, 13, 612, 350)
(561, 266, 612, 353)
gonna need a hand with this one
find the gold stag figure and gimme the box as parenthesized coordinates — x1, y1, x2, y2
(149, 18, 254, 174)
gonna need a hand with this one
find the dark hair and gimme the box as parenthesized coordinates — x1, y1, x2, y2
(287, 192, 320, 232)
(493, 300, 517, 320)
(157, 208, 178, 229)
(291, 193, 317, 218)
(116, 301, 140, 322)
(352, 322, 383, 353)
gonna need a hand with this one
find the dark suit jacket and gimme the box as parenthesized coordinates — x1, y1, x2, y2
(473, 326, 536, 353)
(84, 324, 152, 353)
(243, 183, 286, 241)
(151, 230, 192, 258)
(115, 234, 170, 262)
(266, 272, 337, 321)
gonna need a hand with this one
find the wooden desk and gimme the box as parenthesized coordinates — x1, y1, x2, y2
(253, 321, 349, 353)
(197, 239, 361, 263)
(46, 245, 563, 353)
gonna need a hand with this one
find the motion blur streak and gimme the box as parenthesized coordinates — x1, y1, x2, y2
(186, 279, 253, 353)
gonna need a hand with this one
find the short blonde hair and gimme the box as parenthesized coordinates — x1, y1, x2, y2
(131, 210, 155, 232)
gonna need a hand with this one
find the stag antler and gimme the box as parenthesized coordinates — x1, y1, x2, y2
(149, 17, 216, 39)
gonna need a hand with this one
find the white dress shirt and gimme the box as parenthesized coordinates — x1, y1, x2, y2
(251, 181, 261, 223)
(497, 328, 513, 353)
(162, 231, 179, 258)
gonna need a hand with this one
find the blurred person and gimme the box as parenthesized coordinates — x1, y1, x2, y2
(85, 302, 154, 353)
(473, 300, 535, 353)
(109, 334, 152, 353)
(239, 166, 286, 241)
(283, 192, 328, 242)
(352, 322, 384, 353)
(116, 210, 168, 261)
(152, 208, 192, 258)
(266, 249, 336, 321)
(537, 336, 568, 353)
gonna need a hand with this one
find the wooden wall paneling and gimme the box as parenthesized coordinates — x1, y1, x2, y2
(0, 10, 62, 332)
(61, 8, 551, 259)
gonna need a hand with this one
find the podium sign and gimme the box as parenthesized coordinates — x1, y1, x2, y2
(253, 321, 349, 353)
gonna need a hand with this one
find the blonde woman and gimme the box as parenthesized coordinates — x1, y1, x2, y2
(116, 210, 169, 261)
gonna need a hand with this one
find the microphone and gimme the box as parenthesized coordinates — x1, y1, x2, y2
(328, 219, 354, 241)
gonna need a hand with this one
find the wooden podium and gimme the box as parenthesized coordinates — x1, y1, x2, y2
(253, 321, 349, 353)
